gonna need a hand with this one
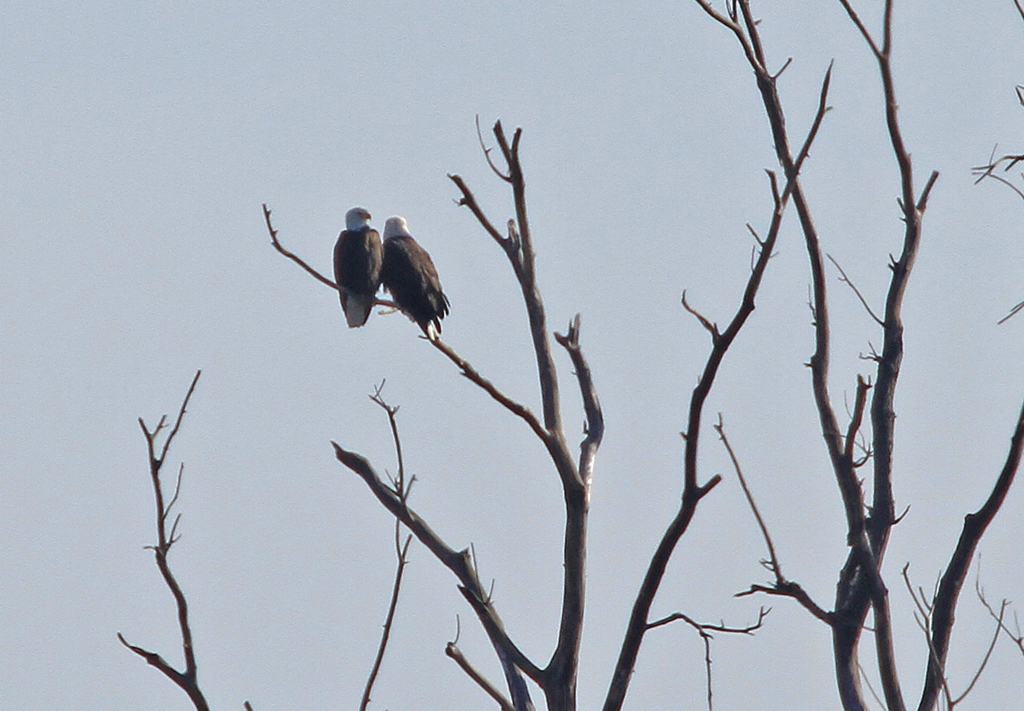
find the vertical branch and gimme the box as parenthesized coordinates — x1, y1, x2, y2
(492, 122, 564, 437)
(119, 370, 211, 711)
(694, 3, 908, 709)
(834, 3, 942, 710)
(360, 387, 415, 711)
(359, 528, 413, 711)
(451, 123, 601, 711)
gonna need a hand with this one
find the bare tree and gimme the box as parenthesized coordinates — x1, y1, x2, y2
(124, 2, 1024, 710)
(691, 2, 1024, 711)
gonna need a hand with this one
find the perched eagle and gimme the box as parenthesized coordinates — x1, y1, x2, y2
(381, 216, 450, 337)
(333, 207, 382, 328)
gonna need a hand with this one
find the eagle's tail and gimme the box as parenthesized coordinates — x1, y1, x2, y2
(342, 291, 374, 328)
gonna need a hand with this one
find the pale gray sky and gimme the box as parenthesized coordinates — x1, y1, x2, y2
(2, 1, 1023, 709)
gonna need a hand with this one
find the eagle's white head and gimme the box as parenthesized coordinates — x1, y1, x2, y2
(383, 216, 413, 239)
(345, 206, 372, 231)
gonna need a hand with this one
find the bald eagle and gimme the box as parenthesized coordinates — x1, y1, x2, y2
(333, 207, 383, 327)
(381, 216, 450, 337)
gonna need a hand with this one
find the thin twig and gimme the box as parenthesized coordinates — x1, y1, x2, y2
(857, 660, 887, 711)
(476, 115, 512, 182)
(682, 291, 720, 343)
(646, 607, 769, 634)
(646, 608, 768, 711)
(827, 254, 884, 326)
(714, 416, 781, 578)
(951, 592, 1004, 706)
(359, 531, 413, 711)
(999, 299, 1024, 325)
(332, 443, 543, 685)
(357, 386, 416, 711)
(261, 204, 337, 289)
(977, 580, 1024, 658)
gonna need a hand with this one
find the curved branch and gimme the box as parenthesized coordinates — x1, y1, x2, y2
(360, 533, 412, 711)
(918, 398, 1024, 711)
(332, 442, 544, 686)
(261, 204, 337, 289)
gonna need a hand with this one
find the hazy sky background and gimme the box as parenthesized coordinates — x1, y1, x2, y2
(2, 1, 1024, 709)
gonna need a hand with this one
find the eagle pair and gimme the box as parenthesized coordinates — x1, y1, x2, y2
(334, 207, 450, 337)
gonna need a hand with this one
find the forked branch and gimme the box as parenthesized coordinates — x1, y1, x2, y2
(119, 370, 211, 711)
(603, 46, 832, 709)
(647, 607, 770, 711)
(452, 122, 598, 711)
(359, 387, 415, 711)
(715, 416, 833, 626)
(332, 442, 543, 690)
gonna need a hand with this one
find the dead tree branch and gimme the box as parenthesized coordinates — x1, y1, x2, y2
(449, 120, 603, 711)
(951, 596, 1004, 707)
(119, 370, 210, 711)
(918, 398, 1024, 711)
(646, 607, 770, 711)
(715, 416, 833, 625)
(602, 40, 833, 707)
(266, 121, 601, 710)
(446, 642, 517, 711)
(359, 528, 412, 711)
(333, 442, 540, 708)
(553, 314, 604, 487)
(828, 254, 885, 326)
(977, 581, 1024, 659)
(429, 337, 550, 446)
(359, 387, 415, 711)
(262, 204, 337, 289)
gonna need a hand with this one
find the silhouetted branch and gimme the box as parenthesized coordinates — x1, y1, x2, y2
(951, 595, 1004, 707)
(715, 416, 833, 625)
(448, 174, 510, 249)
(682, 290, 720, 344)
(447, 641, 517, 711)
(977, 581, 1024, 659)
(646, 607, 770, 711)
(120, 370, 211, 711)
(262, 203, 337, 289)
(554, 314, 604, 486)
(454, 122, 564, 438)
(359, 529, 412, 711)
(332, 442, 542, 703)
(452, 123, 590, 711)
(429, 337, 549, 445)
(919, 397, 1024, 711)
(997, 300, 1024, 325)
(357, 387, 415, 711)
(476, 115, 512, 182)
(602, 31, 833, 707)
(828, 255, 884, 326)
